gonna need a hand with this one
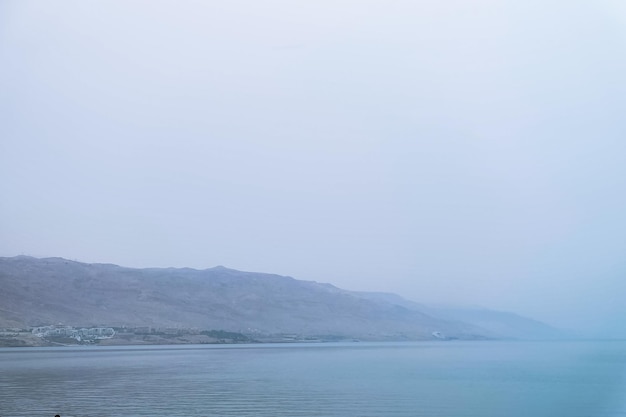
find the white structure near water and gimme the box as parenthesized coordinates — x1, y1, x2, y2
(32, 325, 115, 341)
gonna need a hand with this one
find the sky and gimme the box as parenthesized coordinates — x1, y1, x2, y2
(1, 0, 625, 337)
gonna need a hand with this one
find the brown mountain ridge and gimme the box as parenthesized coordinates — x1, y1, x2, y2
(0, 256, 561, 341)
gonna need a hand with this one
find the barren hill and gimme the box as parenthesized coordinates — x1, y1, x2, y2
(0, 256, 560, 341)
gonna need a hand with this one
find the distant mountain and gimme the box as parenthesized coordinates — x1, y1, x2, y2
(352, 292, 564, 340)
(0, 256, 561, 341)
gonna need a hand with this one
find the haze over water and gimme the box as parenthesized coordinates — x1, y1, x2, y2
(2, 2, 626, 335)
(2, 341, 626, 417)
(2, 3, 626, 416)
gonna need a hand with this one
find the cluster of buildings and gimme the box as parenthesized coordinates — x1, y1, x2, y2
(32, 325, 115, 341)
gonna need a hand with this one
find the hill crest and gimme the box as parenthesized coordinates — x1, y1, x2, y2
(0, 256, 561, 341)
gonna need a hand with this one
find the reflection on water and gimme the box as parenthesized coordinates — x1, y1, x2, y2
(1, 341, 625, 417)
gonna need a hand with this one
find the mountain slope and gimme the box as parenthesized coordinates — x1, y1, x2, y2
(0, 256, 558, 340)
(353, 292, 565, 340)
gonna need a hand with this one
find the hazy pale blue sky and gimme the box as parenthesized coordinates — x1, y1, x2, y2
(1, 0, 625, 336)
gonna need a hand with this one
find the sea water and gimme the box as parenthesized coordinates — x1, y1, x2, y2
(1, 340, 625, 417)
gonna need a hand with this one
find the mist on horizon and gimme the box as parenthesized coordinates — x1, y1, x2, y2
(1, 0, 626, 338)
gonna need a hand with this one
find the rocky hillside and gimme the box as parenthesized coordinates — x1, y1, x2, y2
(0, 256, 560, 341)
(354, 292, 565, 340)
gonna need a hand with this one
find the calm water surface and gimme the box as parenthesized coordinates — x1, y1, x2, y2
(1, 340, 625, 417)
